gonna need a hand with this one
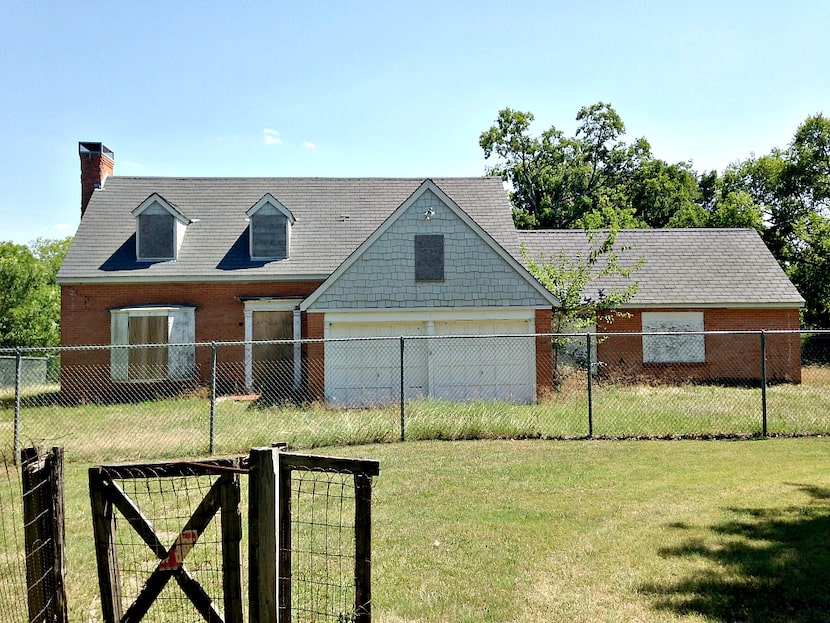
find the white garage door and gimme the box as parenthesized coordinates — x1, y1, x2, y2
(325, 317, 536, 405)
(432, 320, 536, 403)
(325, 321, 427, 406)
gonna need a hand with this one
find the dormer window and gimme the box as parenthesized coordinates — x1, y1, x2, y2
(246, 194, 295, 260)
(131, 194, 189, 261)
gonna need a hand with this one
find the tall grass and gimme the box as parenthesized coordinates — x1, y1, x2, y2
(2, 366, 829, 463)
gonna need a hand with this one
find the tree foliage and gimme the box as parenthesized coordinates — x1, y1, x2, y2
(482, 105, 830, 327)
(522, 228, 641, 381)
(713, 114, 830, 326)
(0, 237, 70, 348)
(480, 104, 651, 229)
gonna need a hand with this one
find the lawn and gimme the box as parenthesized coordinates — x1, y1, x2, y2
(2, 366, 829, 463)
(37, 437, 830, 622)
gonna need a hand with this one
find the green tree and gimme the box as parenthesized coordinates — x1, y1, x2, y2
(0, 237, 71, 347)
(788, 213, 830, 327)
(522, 229, 642, 381)
(480, 103, 651, 229)
(712, 114, 830, 325)
(627, 159, 701, 228)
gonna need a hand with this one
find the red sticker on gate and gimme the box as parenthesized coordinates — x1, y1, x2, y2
(159, 530, 199, 571)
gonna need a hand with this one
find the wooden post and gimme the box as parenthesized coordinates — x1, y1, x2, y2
(49, 446, 68, 623)
(89, 467, 123, 623)
(248, 447, 281, 623)
(21, 446, 47, 623)
(21, 446, 68, 623)
(354, 472, 373, 623)
(278, 452, 292, 623)
(220, 463, 244, 623)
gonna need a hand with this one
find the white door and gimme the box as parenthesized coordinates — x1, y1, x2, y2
(432, 320, 535, 402)
(325, 321, 427, 406)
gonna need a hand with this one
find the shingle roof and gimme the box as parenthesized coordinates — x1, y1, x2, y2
(58, 176, 520, 282)
(517, 229, 804, 307)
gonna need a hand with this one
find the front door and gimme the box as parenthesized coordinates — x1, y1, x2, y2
(252, 311, 294, 394)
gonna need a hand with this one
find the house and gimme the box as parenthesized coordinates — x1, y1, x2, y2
(58, 143, 804, 405)
(58, 143, 558, 404)
(518, 229, 804, 383)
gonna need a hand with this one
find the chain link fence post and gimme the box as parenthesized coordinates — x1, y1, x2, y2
(586, 333, 594, 438)
(210, 341, 217, 454)
(760, 330, 768, 437)
(14, 347, 22, 464)
(399, 336, 405, 442)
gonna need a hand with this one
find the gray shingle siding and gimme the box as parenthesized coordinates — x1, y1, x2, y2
(308, 190, 549, 310)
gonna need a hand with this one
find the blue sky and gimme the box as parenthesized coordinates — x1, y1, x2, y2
(1, 1, 828, 245)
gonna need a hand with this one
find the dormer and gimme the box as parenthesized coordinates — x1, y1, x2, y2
(246, 194, 295, 260)
(131, 193, 190, 262)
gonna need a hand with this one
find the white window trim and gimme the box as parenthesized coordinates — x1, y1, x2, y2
(243, 298, 303, 391)
(110, 305, 196, 382)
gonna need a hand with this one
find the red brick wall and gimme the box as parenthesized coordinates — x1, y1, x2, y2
(60, 281, 321, 401)
(597, 308, 801, 383)
(80, 152, 114, 217)
(535, 308, 553, 399)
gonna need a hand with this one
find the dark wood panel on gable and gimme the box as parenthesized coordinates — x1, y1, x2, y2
(415, 234, 444, 282)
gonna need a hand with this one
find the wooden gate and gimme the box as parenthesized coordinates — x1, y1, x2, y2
(88, 459, 243, 623)
(249, 447, 380, 623)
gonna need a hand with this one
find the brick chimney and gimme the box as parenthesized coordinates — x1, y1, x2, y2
(79, 142, 114, 217)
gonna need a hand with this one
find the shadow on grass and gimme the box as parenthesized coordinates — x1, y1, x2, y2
(641, 484, 830, 622)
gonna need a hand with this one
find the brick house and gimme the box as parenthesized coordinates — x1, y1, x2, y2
(58, 143, 804, 403)
(518, 229, 804, 383)
(58, 143, 557, 404)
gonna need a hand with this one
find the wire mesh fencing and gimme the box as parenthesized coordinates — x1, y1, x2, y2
(0, 446, 66, 623)
(0, 448, 28, 623)
(1, 330, 829, 462)
(88, 459, 244, 623)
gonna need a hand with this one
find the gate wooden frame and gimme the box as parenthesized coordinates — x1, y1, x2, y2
(89, 458, 244, 623)
(248, 447, 380, 623)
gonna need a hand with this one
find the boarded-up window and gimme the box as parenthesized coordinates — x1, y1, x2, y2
(251, 209, 288, 259)
(138, 212, 175, 259)
(110, 306, 195, 382)
(642, 311, 705, 363)
(415, 234, 444, 281)
(128, 315, 168, 380)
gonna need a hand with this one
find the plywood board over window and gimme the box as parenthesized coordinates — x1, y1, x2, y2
(642, 311, 705, 363)
(415, 234, 444, 281)
(128, 315, 168, 380)
(110, 306, 196, 382)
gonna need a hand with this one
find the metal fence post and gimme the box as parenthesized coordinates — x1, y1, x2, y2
(14, 348, 22, 464)
(400, 336, 406, 442)
(586, 334, 593, 438)
(760, 330, 768, 437)
(210, 342, 217, 454)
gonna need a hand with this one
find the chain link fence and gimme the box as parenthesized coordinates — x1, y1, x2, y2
(1, 330, 829, 462)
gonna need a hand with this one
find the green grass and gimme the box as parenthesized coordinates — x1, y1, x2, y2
(0, 368, 828, 620)
(342, 439, 830, 622)
(39, 438, 830, 622)
(1, 366, 828, 463)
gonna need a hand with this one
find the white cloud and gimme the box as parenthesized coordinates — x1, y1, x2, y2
(53, 223, 72, 231)
(303, 141, 316, 150)
(263, 128, 283, 145)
